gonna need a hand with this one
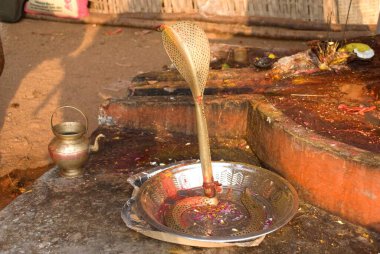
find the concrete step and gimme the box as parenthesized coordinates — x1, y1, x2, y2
(99, 95, 252, 139)
(247, 98, 380, 232)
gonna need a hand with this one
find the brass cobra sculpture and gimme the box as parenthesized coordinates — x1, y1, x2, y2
(159, 21, 218, 198)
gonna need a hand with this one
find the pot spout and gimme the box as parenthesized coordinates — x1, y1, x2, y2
(90, 134, 105, 152)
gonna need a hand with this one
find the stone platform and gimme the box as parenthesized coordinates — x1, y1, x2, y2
(100, 92, 380, 230)
(0, 127, 379, 253)
(98, 36, 380, 230)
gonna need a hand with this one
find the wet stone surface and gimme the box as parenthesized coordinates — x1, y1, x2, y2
(0, 126, 379, 253)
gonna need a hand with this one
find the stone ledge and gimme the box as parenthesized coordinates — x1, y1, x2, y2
(99, 95, 252, 139)
(247, 97, 380, 231)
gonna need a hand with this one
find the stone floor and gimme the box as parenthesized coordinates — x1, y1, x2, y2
(0, 126, 379, 253)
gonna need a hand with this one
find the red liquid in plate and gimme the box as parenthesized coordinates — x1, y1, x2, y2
(158, 187, 273, 237)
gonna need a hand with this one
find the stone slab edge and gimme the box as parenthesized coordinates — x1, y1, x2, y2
(98, 95, 252, 139)
(247, 96, 380, 231)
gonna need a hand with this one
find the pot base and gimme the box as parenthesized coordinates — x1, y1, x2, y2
(59, 167, 83, 178)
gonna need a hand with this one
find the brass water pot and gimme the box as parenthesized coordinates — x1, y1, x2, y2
(48, 106, 104, 177)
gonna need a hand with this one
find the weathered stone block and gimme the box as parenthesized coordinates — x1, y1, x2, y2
(99, 95, 252, 139)
(247, 98, 380, 231)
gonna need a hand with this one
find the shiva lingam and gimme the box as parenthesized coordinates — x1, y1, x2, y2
(48, 106, 104, 177)
(122, 22, 299, 247)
